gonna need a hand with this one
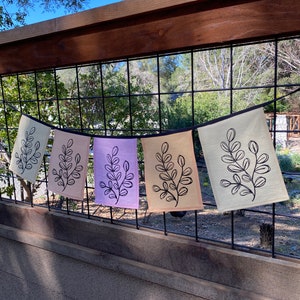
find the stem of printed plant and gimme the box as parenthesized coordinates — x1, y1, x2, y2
(62, 161, 80, 191)
(229, 149, 256, 200)
(113, 176, 120, 204)
(21, 149, 38, 174)
(250, 152, 259, 201)
(114, 169, 129, 204)
(162, 159, 179, 206)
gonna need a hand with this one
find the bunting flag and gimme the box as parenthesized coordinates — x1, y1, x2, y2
(93, 138, 139, 209)
(141, 131, 203, 213)
(9, 115, 50, 183)
(198, 108, 289, 213)
(48, 130, 90, 200)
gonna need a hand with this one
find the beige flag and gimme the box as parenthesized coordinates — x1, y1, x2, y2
(198, 108, 289, 212)
(142, 130, 203, 212)
(10, 115, 50, 183)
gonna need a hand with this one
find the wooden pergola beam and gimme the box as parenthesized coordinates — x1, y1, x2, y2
(0, 0, 299, 75)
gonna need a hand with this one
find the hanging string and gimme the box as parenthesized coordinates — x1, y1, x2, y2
(4, 87, 300, 139)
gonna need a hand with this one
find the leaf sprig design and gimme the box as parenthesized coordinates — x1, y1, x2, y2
(15, 126, 41, 174)
(99, 146, 134, 204)
(152, 142, 193, 207)
(52, 139, 83, 191)
(220, 128, 271, 201)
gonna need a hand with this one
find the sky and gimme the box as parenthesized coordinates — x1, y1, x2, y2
(8, 0, 121, 25)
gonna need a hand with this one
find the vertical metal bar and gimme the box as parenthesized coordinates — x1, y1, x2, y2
(33, 71, 45, 208)
(15, 74, 25, 203)
(99, 63, 108, 135)
(126, 58, 134, 136)
(135, 209, 139, 229)
(157, 56, 168, 236)
(53, 69, 62, 127)
(110, 206, 113, 224)
(86, 178, 90, 219)
(28, 182, 33, 207)
(34, 71, 42, 119)
(16, 74, 23, 114)
(51, 68, 64, 210)
(195, 210, 199, 242)
(272, 39, 279, 258)
(66, 197, 69, 215)
(191, 51, 199, 242)
(157, 55, 163, 133)
(191, 50, 195, 127)
(163, 212, 167, 235)
(11, 74, 22, 202)
(75, 65, 90, 218)
(75, 66, 84, 130)
(230, 44, 235, 249)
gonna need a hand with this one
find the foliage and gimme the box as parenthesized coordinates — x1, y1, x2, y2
(0, 0, 87, 30)
(278, 151, 300, 172)
(162, 92, 230, 129)
(0, 71, 68, 150)
(70, 64, 157, 135)
(0, 161, 14, 197)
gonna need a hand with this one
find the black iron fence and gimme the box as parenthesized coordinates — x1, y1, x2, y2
(0, 36, 300, 259)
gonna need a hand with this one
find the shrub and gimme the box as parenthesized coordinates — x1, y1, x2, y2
(278, 154, 294, 172)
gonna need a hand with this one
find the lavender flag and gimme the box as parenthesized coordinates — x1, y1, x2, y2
(94, 138, 139, 209)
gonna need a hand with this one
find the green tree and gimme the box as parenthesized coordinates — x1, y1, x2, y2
(67, 63, 158, 135)
(0, 0, 87, 30)
(0, 71, 68, 200)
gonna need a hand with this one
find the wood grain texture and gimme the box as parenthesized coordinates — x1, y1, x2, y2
(0, 0, 201, 44)
(0, 0, 299, 74)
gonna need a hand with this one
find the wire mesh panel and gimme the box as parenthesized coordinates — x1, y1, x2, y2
(0, 36, 300, 259)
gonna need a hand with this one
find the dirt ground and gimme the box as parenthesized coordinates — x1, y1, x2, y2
(47, 172, 299, 259)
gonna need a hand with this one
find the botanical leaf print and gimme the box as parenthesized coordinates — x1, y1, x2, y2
(9, 115, 51, 183)
(152, 142, 193, 207)
(14, 126, 41, 174)
(51, 138, 83, 191)
(99, 145, 134, 204)
(220, 128, 271, 201)
(198, 108, 288, 212)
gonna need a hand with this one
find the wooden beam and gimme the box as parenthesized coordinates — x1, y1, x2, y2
(0, 0, 299, 75)
(0, 0, 202, 44)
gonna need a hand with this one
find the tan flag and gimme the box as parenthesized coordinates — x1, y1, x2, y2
(142, 131, 203, 212)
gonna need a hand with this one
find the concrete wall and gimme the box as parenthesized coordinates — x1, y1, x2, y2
(0, 200, 299, 299)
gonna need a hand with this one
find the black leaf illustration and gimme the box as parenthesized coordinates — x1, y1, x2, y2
(220, 128, 271, 201)
(99, 146, 135, 205)
(152, 142, 193, 207)
(52, 138, 83, 191)
(15, 126, 42, 174)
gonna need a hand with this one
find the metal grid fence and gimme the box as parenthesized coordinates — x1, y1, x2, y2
(0, 36, 300, 259)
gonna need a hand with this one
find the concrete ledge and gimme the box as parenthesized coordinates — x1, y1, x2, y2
(0, 201, 299, 299)
(0, 224, 269, 300)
